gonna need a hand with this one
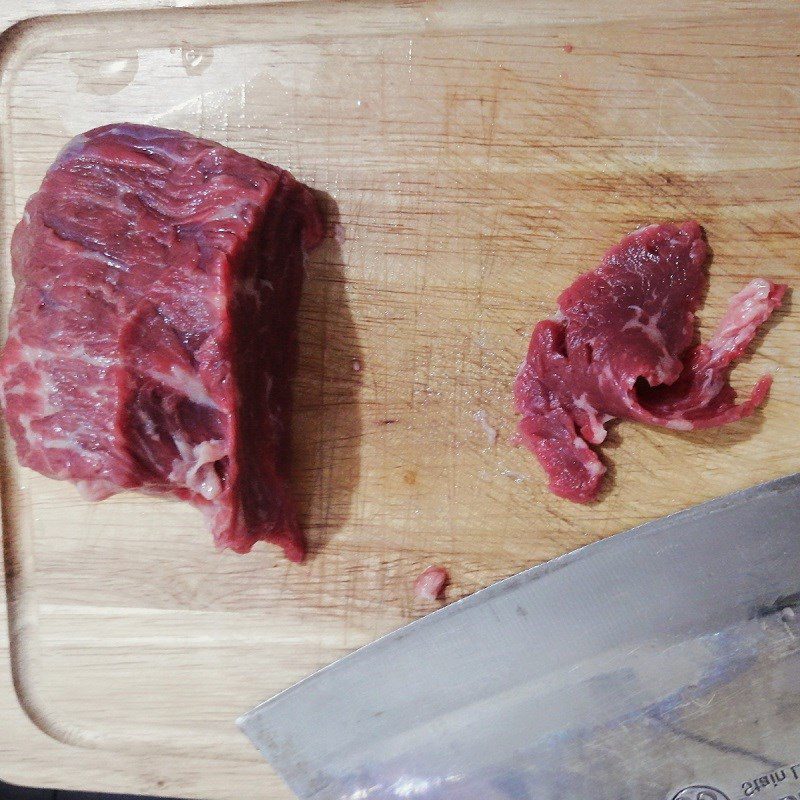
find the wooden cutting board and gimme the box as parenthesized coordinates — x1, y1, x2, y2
(0, 0, 797, 797)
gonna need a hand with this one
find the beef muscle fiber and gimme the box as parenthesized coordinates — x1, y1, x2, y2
(514, 222, 787, 503)
(0, 123, 324, 560)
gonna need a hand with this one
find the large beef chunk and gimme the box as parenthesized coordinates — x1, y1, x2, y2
(0, 123, 324, 560)
(514, 222, 786, 502)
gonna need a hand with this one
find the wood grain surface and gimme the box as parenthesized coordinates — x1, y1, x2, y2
(0, 0, 798, 797)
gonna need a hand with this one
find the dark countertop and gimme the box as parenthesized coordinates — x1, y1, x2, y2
(0, 782, 181, 800)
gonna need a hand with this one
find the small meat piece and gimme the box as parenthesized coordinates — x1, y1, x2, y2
(414, 566, 449, 601)
(514, 222, 786, 503)
(0, 123, 324, 560)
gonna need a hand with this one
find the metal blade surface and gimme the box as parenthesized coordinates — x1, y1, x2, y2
(239, 474, 800, 800)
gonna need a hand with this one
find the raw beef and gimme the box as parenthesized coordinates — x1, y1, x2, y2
(414, 566, 450, 601)
(514, 222, 786, 503)
(0, 123, 324, 560)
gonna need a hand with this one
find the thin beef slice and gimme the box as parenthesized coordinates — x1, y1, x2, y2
(514, 221, 786, 503)
(0, 123, 324, 561)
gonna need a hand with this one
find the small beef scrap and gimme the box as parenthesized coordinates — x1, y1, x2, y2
(414, 566, 450, 601)
(0, 123, 324, 560)
(514, 222, 786, 503)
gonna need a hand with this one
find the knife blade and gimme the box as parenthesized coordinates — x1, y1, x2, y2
(239, 474, 800, 800)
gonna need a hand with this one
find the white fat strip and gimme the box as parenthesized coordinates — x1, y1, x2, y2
(136, 406, 160, 442)
(12, 342, 115, 429)
(19, 411, 104, 479)
(574, 404, 606, 441)
(79, 248, 131, 273)
(600, 363, 642, 413)
(16, 413, 40, 451)
(169, 437, 227, 500)
(5, 344, 110, 472)
(649, 363, 672, 386)
(75, 478, 118, 501)
(23, 337, 217, 416)
(585, 460, 605, 478)
(6, 365, 69, 454)
(622, 307, 667, 347)
(19, 342, 116, 370)
(665, 419, 694, 431)
(150, 364, 218, 408)
(474, 409, 498, 446)
(708, 278, 773, 361)
(620, 307, 680, 387)
(573, 393, 608, 444)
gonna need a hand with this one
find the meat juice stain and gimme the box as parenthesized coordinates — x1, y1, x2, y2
(562, 43, 574, 53)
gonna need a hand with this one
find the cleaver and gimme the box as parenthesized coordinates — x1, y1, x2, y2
(239, 474, 800, 800)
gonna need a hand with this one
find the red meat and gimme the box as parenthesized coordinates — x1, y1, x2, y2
(514, 222, 786, 503)
(0, 124, 324, 560)
(414, 566, 450, 601)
